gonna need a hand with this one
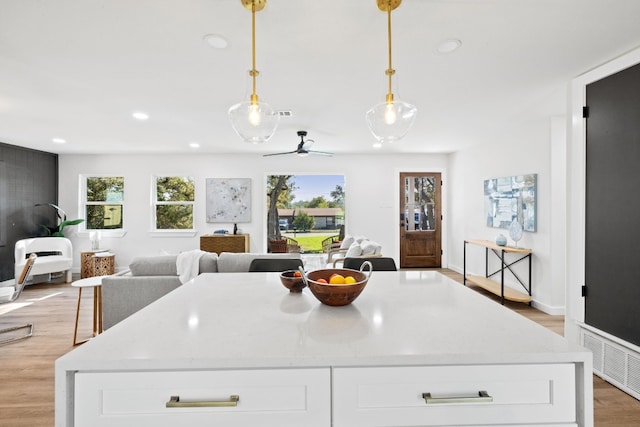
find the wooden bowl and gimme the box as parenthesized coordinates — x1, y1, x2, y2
(303, 262, 372, 306)
(279, 270, 306, 293)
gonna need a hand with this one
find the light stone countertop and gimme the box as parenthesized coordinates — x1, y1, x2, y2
(56, 270, 589, 371)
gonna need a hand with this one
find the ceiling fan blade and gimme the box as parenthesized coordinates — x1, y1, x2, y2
(308, 150, 333, 156)
(263, 150, 297, 157)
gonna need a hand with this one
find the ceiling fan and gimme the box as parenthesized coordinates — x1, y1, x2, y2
(263, 131, 333, 157)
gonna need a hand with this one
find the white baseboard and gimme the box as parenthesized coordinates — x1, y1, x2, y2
(531, 300, 565, 316)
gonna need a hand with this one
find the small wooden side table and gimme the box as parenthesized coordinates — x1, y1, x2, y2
(81, 250, 115, 278)
(72, 275, 105, 345)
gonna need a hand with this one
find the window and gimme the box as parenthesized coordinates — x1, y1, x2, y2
(84, 176, 124, 230)
(154, 176, 195, 230)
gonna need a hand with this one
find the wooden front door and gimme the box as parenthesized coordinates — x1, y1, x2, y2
(399, 172, 442, 268)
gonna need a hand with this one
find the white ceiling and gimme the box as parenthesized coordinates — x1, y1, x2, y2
(1, 0, 640, 156)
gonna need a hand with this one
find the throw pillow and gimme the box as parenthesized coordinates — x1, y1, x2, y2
(340, 235, 355, 249)
(360, 240, 379, 255)
(345, 241, 363, 257)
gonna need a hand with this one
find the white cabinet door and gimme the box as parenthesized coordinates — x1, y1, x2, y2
(75, 368, 330, 427)
(333, 364, 577, 426)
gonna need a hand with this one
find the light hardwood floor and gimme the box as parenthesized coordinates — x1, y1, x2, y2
(0, 270, 639, 426)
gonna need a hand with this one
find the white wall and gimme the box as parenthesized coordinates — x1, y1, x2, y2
(447, 107, 567, 315)
(58, 95, 569, 315)
(58, 153, 449, 273)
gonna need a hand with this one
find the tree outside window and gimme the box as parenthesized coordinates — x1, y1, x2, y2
(154, 176, 195, 230)
(85, 176, 124, 230)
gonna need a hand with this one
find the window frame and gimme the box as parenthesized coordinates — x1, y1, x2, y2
(79, 174, 127, 238)
(151, 175, 196, 235)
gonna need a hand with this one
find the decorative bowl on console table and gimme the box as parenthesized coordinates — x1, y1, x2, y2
(303, 262, 372, 306)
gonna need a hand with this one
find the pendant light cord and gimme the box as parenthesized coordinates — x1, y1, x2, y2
(250, 1, 259, 103)
(385, 5, 395, 103)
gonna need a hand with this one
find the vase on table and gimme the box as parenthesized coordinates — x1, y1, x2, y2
(509, 220, 523, 247)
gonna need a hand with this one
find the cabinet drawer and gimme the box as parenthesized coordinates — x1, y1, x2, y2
(75, 368, 330, 427)
(333, 364, 576, 426)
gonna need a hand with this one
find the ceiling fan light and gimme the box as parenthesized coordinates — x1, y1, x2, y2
(366, 100, 417, 143)
(228, 100, 279, 143)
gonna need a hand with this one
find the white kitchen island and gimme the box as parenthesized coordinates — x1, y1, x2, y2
(55, 270, 593, 426)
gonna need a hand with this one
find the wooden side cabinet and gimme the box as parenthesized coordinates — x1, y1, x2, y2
(463, 239, 532, 304)
(80, 250, 115, 278)
(200, 234, 249, 254)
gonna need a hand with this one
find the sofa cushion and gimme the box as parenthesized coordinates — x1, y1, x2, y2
(217, 252, 301, 273)
(130, 255, 178, 276)
(199, 252, 219, 273)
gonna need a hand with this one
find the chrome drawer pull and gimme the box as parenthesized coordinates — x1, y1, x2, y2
(422, 390, 493, 404)
(166, 394, 239, 408)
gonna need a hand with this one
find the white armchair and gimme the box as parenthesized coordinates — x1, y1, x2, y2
(15, 237, 73, 283)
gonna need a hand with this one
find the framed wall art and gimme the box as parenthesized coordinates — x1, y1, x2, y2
(206, 178, 251, 223)
(484, 174, 537, 232)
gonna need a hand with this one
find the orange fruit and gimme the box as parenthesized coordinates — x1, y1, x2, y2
(344, 276, 356, 284)
(293, 271, 302, 277)
(316, 278, 328, 284)
(329, 274, 346, 285)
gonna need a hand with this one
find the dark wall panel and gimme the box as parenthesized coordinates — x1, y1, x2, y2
(0, 143, 58, 281)
(585, 62, 640, 346)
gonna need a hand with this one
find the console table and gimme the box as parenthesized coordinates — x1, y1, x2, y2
(463, 239, 532, 304)
(200, 234, 249, 254)
(56, 271, 592, 426)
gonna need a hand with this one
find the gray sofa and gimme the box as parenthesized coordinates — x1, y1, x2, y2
(101, 252, 301, 330)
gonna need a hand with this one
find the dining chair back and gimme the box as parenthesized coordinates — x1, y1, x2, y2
(343, 257, 398, 271)
(248, 258, 304, 272)
(0, 253, 37, 345)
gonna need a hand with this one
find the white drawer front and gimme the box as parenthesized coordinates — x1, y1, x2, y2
(75, 368, 330, 427)
(333, 364, 576, 426)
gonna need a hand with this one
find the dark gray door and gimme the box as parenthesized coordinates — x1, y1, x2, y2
(585, 62, 640, 346)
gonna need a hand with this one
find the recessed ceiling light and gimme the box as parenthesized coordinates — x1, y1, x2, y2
(132, 111, 149, 120)
(52, 138, 66, 144)
(435, 39, 462, 54)
(372, 142, 382, 149)
(189, 142, 200, 148)
(203, 34, 228, 49)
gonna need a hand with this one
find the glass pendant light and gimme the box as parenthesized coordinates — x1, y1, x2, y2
(228, 0, 279, 144)
(365, 0, 417, 143)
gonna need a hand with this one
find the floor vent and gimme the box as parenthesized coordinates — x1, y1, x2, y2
(604, 343, 626, 383)
(581, 327, 640, 400)
(628, 354, 640, 395)
(583, 333, 603, 371)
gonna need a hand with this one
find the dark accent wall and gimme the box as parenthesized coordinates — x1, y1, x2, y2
(0, 142, 58, 281)
(585, 62, 640, 347)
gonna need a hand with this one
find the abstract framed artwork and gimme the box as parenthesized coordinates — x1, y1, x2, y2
(206, 178, 251, 223)
(484, 174, 537, 232)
